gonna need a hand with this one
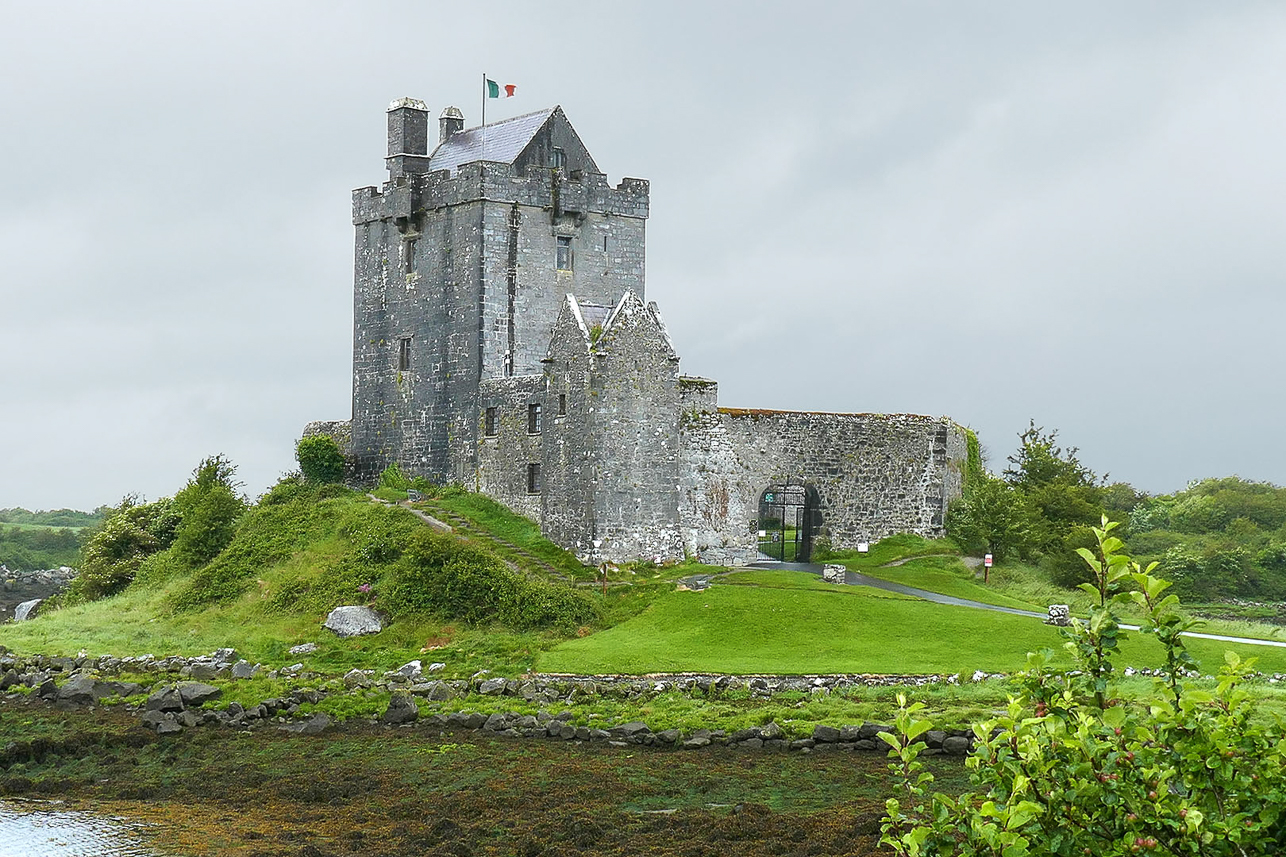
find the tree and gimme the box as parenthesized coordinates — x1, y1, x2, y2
(881, 519, 1286, 856)
(945, 475, 1032, 561)
(296, 434, 346, 484)
(170, 454, 246, 568)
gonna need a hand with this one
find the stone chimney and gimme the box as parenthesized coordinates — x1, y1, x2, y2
(439, 106, 464, 143)
(387, 97, 429, 158)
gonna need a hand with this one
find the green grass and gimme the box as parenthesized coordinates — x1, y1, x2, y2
(540, 570, 1286, 675)
(421, 487, 591, 580)
(850, 556, 1044, 611)
(722, 568, 918, 600)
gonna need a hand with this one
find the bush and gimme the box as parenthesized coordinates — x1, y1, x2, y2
(170, 455, 246, 569)
(378, 462, 410, 490)
(62, 497, 168, 603)
(296, 435, 346, 484)
(383, 531, 597, 630)
(881, 519, 1286, 857)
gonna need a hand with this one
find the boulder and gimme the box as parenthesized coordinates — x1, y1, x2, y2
(942, 736, 971, 756)
(176, 681, 222, 707)
(0, 669, 18, 690)
(288, 643, 319, 656)
(390, 660, 422, 681)
(56, 674, 100, 706)
(280, 713, 331, 735)
(477, 677, 507, 696)
(812, 724, 841, 743)
(145, 686, 185, 713)
(323, 605, 383, 638)
(419, 680, 455, 702)
(382, 693, 419, 725)
(13, 599, 41, 622)
(230, 660, 259, 680)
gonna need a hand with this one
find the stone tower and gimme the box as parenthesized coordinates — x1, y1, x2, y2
(349, 98, 650, 483)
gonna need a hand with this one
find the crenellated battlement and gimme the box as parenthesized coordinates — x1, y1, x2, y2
(352, 165, 648, 226)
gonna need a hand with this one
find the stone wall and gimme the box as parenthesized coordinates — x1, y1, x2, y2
(475, 375, 545, 521)
(679, 409, 967, 565)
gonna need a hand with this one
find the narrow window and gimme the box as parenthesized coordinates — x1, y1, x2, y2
(551, 147, 566, 168)
(528, 403, 542, 434)
(398, 337, 411, 371)
(603, 235, 608, 252)
(556, 236, 573, 271)
(484, 407, 497, 437)
(403, 238, 417, 273)
(527, 463, 541, 494)
(558, 393, 566, 415)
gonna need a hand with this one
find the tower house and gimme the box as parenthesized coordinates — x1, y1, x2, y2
(350, 98, 650, 483)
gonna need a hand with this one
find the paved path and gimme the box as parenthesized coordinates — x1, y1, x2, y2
(746, 561, 1286, 650)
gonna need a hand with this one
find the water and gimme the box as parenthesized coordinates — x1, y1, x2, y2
(0, 801, 158, 857)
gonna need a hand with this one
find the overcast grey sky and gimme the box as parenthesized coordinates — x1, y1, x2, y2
(3, 2, 1285, 511)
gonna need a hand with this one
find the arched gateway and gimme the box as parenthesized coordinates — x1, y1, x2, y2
(756, 480, 821, 562)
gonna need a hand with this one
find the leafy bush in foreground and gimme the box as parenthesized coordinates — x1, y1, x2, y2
(881, 518, 1286, 856)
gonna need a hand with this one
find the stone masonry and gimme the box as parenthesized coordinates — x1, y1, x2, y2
(311, 96, 969, 565)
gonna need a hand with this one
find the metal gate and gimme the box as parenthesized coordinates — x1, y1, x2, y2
(756, 480, 820, 562)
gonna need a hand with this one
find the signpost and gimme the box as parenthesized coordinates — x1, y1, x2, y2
(983, 552, 993, 583)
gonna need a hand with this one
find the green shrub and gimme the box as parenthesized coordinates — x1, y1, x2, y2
(62, 502, 162, 602)
(170, 455, 246, 569)
(378, 462, 410, 490)
(882, 519, 1286, 857)
(383, 531, 597, 630)
(339, 502, 418, 564)
(296, 434, 346, 484)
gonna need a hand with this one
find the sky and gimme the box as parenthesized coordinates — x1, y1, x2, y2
(3, 2, 1285, 511)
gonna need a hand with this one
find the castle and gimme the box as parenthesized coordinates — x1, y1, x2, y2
(306, 97, 968, 565)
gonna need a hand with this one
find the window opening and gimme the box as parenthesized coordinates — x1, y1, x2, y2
(528, 403, 542, 434)
(484, 407, 497, 437)
(551, 147, 566, 168)
(558, 393, 566, 415)
(403, 238, 416, 273)
(527, 463, 541, 494)
(556, 236, 573, 271)
(398, 337, 411, 371)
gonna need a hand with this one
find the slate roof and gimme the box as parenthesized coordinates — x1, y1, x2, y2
(426, 108, 556, 174)
(577, 302, 613, 331)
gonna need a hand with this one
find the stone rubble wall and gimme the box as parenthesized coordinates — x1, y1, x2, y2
(680, 410, 968, 565)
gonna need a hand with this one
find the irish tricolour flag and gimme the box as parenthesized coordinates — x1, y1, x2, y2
(487, 79, 516, 98)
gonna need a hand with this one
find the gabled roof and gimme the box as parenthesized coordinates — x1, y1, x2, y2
(577, 303, 613, 330)
(426, 107, 557, 174)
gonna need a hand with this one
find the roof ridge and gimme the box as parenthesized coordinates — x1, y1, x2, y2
(464, 105, 556, 133)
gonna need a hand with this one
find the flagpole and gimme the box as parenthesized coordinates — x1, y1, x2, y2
(481, 72, 487, 140)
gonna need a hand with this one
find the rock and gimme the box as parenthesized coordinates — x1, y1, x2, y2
(925, 730, 947, 748)
(0, 669, 18, 690)
(655, 728, 680, 745)
(618, 721, 650, 738)
(56, 674, 99, 706)
(391, 660, 422, 681)
(176, 681, 222, 707)
(210, 648, 238, 665)
(478, 678, 507, 696)
(230, 660, 259, 680)
(36, 679, 58, 700)
(427, 662, 446, 673)
(140, 710, 168, 729)
(482, 713, 507, 731)
(288, 643, 319, 655)
(942, 736, 971, 756)
(343, 668, 372, 688)
(812, 724, 841, 743)
(420, 680, 455, 701)
(382, 693, 419, 725)
(145, 686, 185, 713)
(186, 662, 221, 681)
(759, 721, 784, 741)
(13, 599, 41, 622)
(280, 713, 331, 735)
(323, 605, 383, 638)
(155, 718, 182, 736)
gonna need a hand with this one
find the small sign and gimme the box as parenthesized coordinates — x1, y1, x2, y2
(984, 553, 994, 568)
(757, 530, 767, 538)
(857, 542, 869, 553)
(764, 493, 775, 503)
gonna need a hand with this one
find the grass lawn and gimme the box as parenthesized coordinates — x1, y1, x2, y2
(851, 556, 1044, 611)
(541, 570, 1286, 675)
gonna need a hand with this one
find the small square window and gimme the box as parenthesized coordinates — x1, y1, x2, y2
(484, 407, 497, 437)
(558, 393, 566, 416)
(556, 236, 573, 271)
(528, 403, 542, 434)
(398, 337, 411, 371)
(527, 463, 541, 494)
